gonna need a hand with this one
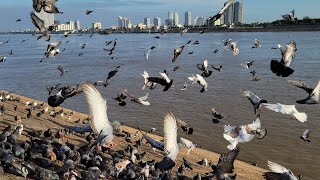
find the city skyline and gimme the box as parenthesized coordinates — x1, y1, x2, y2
(1, 0, 320, 31)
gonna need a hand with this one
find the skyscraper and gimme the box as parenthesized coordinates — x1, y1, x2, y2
(168, 11, 174, 27)
(185, 12, 192, 26)
(144, 17, 151, 29)
(92, 21, 102, 30)
(75, 20, 81, 30)
(123, 18, 129, 28)
(118, 16, 123, 28)
(153, 17, 161, 29)
(194, 17, 205, 26)
(173, 12, 179, 26)
(34, 10, 54, 28)
(224, 2, 234, 25)
(233, 1, 243, 24)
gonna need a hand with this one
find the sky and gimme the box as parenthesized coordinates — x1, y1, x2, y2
(0, 0, 320, 32)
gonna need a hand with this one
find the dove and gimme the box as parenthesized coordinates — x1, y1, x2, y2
(30, 12, 56, 41)
(181, 82, 187, 91)
(241, 89, 268, 114)
(223, 39, 232, 47)
(263, 161, 302, 180)
(262, 103, 307, 122)
(179, 137, 196, 154)
(212, 65, 222, 72)
(208, 0, 235, 23)
(122, 89, 150, 106)
(33, 0, 63, 14)
(86, 10, 94, 15)
(270, 41, 297, 77)
(252, 39, 261, 48)
(172, 46, 185, 62)
(211, 107, 226, 124)
(282, 10, 297, 24)
(176, 118, 193, 135)
(155, 112, 179, 171)
(188, 74, 208, 93)
(44, 41, 61, 59)
(287, 80, 320, 104)
(241, 61, 254, 69)
(57, 65, 67, 76)
(211, 146, 239, 175)
(144, 46, 155, 60)
(230, 41, 239, 55)
(300, 129, 310, 142)
(197, 59, 213, 77)
(82, 83, 115, 149)
(141, 70, 173, 91)
(223, 115, 266, 150)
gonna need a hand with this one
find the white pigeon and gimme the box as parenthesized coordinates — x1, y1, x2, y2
(141, 70, 156, 90)
(188, 74, 208, 93)
(263, 161, 300, 180)
(144, 49, 151, 60)
(300, 129, 310, 142)
(123, 89, 150, 106)
(223, 115, 264, 150)
(155, 112, 179, 170)
(262, 103, 307, 122)
(230, 41, 239, 55)
(82, 83, 115, 149)
(179, 137, 196, 154)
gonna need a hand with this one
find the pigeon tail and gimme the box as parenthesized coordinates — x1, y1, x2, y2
(292, 112, 307, 123)
(270, 60, 294, 77)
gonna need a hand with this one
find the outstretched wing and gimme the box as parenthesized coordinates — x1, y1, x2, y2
(163, 112, 179, 161)
(30, 12, 46, 32)
(241, 89, 262, 106)
(82, 83, 113, 138)
(287, 80, 313, 94)
(217, 146, 239, 173)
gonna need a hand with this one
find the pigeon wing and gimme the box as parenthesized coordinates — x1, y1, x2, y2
(287, 80, 314, 94)
(30, 12, 46, 32)
(82, 83, 113, 138)
(217, 146, 239, 173)
(163, 112, 179, 161)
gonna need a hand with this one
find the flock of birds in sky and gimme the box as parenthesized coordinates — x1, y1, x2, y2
(0, 0, 319, 180)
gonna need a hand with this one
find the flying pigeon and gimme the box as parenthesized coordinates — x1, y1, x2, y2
(33, 0, 63, 14)
(262, 103, 307, 122)
(263, 161, 302, 180)
(241, 61, 254, 69)
(252, 39, 261, 48)
(241, 89, 268, 114)
(270, 41, 297, 77)
(208, 0, 235, 23)
(230, 41, 239, 55)
(300, 129, 310, 142)
(172, 46, 185, 62)
(282, 10, 297, 24)
(197, 59, 213, 77)
(287, 80, 320, 104)
(86, 10, 94, 15)
(188, 74, 208, 93)
(181, 82, 187, 91)
(141, 70, 173, 91)
(122, 89, 150, 106)
(30, 12, 56, 41)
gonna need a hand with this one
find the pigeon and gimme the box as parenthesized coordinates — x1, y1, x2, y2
(9, 50, 13, 55)
(241, 89, 268, 114)
(179, 137, 196, 154)
(80, 43, 87, 49)
(0, 39, 9, 45)
(197, 59, 213, 77)
(208, 0, 235, 23)
(241, 61, 254, 69)
(181, 82, 187, 91)
(141, 70, 173, 91)
(0, 56, 6, 63)
(263, 161, 301, 180)
(287, 80, 320, 104)
(223, 39, 232, 47)
(86, 10, 94, 15)
(282, 10, 297, 24)
(122, 89, 150, 106)
(211, 146, 240, 175)
(250, 71, 261, 81)
(47, 84, 83, 107)
(30, 12, 56, 41)
(214, 49, 219, 54)
(173, 66, 180, 71)
(32, 0, 63, 14)
(300, 129, 310, 142)
(105, 66, 120, 86)
(211, 107, 226, 124)
(193, 41, 200, 45)
(223, 115, 266, 150)
(188, 74, 208, 93)
(176, 118, 193, 135)
(200, 29, 207, 34)
(172, 46, 185, 62)
(103, 41, 117, 55)
(180, 28, 188, 36)
(154, 36, 160, 39)
(183, 158, 193, 170)
(252, 39, 261, 48)
(155, 112, 179, 171)
(82, 83, 115, 149)
(43, 41, 61, 60)
(212, 65, 222, 72)
(262, 103, 307, 122)
(230, 41, 239, 55)
(270, 41, 297, 77)
(16, 19, 21, 22)
(140, 132, 164, 151)
(188, 52, 193, 55)
(57, 65, 67, 76)
(113, 93, 127, 106)
(64, 30, 76, 37)
(149, 128, 156, 133)
(144, 46, 155, 60)
(197, 158, 208, 166)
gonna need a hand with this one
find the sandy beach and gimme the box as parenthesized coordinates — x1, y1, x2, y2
(0, 90, 266, 179)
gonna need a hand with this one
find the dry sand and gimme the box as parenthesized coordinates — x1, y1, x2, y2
(0, 90, 266, 180)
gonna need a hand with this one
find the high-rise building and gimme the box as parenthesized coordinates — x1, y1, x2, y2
(144, 17, 151, 29)
(75, 20, 81, 30)
(34, 10, 54, 28)
(173, 12, 179, 26)
(184, 12, 192, 26)
(118, 16, 123, 28)
(233, 1, 243, 24)
(153, 17, 161, 29)
(92, 21, 102, 30)
(123, 18, 129, 28)
(168, 11, 174, 27)
(56, 21, 76, 31)
(194, 17, 205, 26)
(224, 2, 234, 25)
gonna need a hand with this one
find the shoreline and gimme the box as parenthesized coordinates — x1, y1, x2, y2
(0, 90, 266, 180)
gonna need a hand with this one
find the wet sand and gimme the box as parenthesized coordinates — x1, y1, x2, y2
(0, 90, 266, 180)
